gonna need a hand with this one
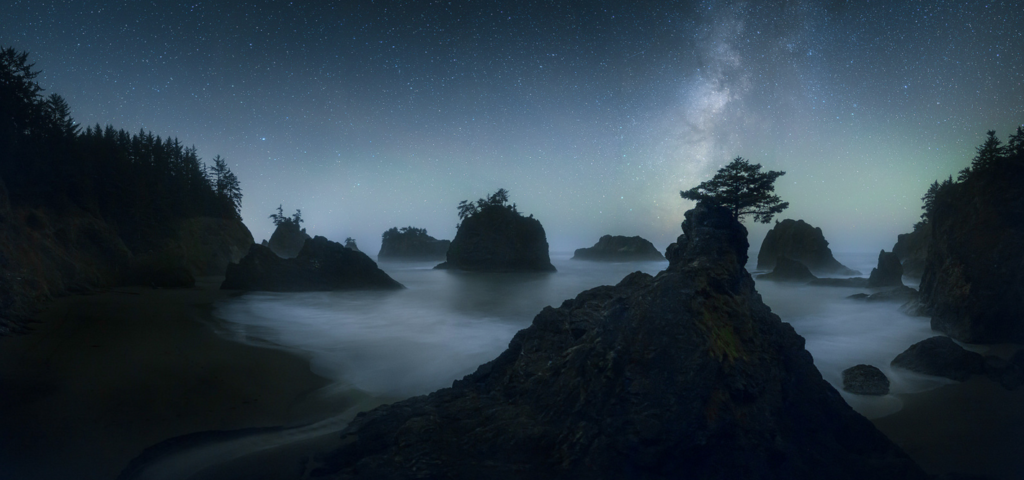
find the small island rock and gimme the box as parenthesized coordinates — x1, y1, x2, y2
(867, 250, 904, 288)
(222, 236, 403, 291)
(266, 221, 310, 258)
(890, 336, 985, 381)
(757, 219, 860, 275)
(757, 256, 817, 282)
(572, 235, 665, 262)
(435, 196, 555, 272)
(842, 365, 890, 395)
(377, 226, 451, 261)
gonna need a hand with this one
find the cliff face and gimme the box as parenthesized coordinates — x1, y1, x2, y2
(222, 236, 403, 291)
(435, 206, 555, 272)
(267, 223, 310, 258)
(312, 203, 924, 480)
(920, 161, 1024, 343)
(572, 235, 665, 262)
(756, 219, 859, 275)
(377, 227, 451, 261)
(892, 223, 930, 278)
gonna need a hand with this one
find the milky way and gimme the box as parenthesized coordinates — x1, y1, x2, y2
(2, 1, 1022, 254)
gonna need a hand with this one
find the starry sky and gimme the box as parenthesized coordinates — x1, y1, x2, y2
(2, 1, 1022, 256)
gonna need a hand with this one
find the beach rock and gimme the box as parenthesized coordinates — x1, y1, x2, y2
(572, 235, 665, 262)
(890, 336, 985, 381)
(222, 236, 403, 291)
(377, 226, 451, 261)
(266, 222, 310, 258)
(892, 223, 930, 278)
(842, 365, 890, 395)
(435, 205, 555, 272)
(314, 202, 926, 480)
(808, 277, 870, 288)
(756, 219, 860, 275)
(757, 256, 817, 282)
(920, 159, 1024, 343)
(867, 250, 904, 288)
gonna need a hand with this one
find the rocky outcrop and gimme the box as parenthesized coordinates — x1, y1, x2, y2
(377, 227, 451, 261)
(892, 223, 929, 278)
(221, 236, 403, 291)
(312, 203, 925, 480)
(842, 365, 890, 396)
(757, 219, 859, 275)
(920, 160, 1024, 343)
(267, 222, 310, 258)
(435, 205, 555, 272)
(890, 336, 985, 381)
(867, 250, 903, 288)
(756, 256, 817, 283)
(572, 235, 665, 262)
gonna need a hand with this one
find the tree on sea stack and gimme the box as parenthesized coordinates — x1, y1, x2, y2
(680, 156, 789, 223)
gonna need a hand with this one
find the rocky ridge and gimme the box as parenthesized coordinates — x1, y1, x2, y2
(308, 203, 925, 480)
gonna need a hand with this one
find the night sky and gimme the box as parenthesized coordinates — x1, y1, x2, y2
(3, 1, 1022, 255)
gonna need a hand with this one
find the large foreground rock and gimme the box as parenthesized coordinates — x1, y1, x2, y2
(435, 205, 555, 272)
(222, 236, 403, 291)
(890, 336, 985, 381)
(572, 235, 665, 262)
(312, 203, 925, 480)
(920, 159, 1024, 343)
(757, 219, 859, 275)
(377, 226, 451, 261)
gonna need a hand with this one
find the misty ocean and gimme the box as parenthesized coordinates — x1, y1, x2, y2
(212, 251, 951, 421)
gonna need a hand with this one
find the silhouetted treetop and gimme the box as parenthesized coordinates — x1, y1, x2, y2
(456, 188, 518, 223)
(269, 205, 303, 228)
(680, 157, 788, 224)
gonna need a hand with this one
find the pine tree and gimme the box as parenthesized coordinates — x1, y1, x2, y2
(680, 157, 789, 223)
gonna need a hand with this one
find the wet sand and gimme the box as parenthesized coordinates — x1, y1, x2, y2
(872, 375, 1024, 480)
(0, 279, 343, 480)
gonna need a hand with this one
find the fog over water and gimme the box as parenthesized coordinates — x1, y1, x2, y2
(213, 251, 949, 420)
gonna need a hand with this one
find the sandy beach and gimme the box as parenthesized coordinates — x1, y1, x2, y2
(0, 279, 343, 480)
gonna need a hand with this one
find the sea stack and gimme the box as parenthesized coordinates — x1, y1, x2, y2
(756, 219, 859, 275)
(572, 235, 665, 262)
(266, 220, 310, 258)
(435, 193, 555, 272)
(314, 202, 925, 480)
(377, 226, 451, 261)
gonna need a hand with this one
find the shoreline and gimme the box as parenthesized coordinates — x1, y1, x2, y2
(0, 279, 346, 480)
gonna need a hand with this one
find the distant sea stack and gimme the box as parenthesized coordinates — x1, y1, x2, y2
(572, 235, 665, 262)
(222, 236, 403, 291)
(378, 226, 451, 261)
(266, 222, 310, 258)
(892, 222, 930, 278)
(921, 149, 1024, 343)
(315, 202, 926, 480)
(757, 219, 860, 275)
(435, 189, 555, 272)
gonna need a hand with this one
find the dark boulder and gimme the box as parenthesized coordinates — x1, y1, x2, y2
(572, 235, 665, 262)
(757, 256, 817, 283)
(314, 202, 926, 480)
(920, 159, 1024, 343)
(842, 365, 890, 395)
(435, 205, 555, 272)
(890, 336, 985, 381)
(757, 219, 860, 275)
(221, 236, 403, 291)
(377, 226, 451, 261)
(867, 250, 904, 288)
(266, 222, 310, 258)
(892, 223, 930, 278)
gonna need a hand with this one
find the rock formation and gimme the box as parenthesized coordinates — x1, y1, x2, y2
(920, 159, 1024, 343)
(435, 205, 555, 272)
(311, 203, 925, 480)
(842, 365, 890, 396)
(866, 250, 903, 288)
(222, 236, 403, 291)
(266, 221, 310, 258)
(572, 235, 665, 262)
(377, 226, 451, 261)
(756, 256, 817, 283)
(892, 223, 929, 278)
(756, 219, 859, 275)
(890, 336, 985, 382)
